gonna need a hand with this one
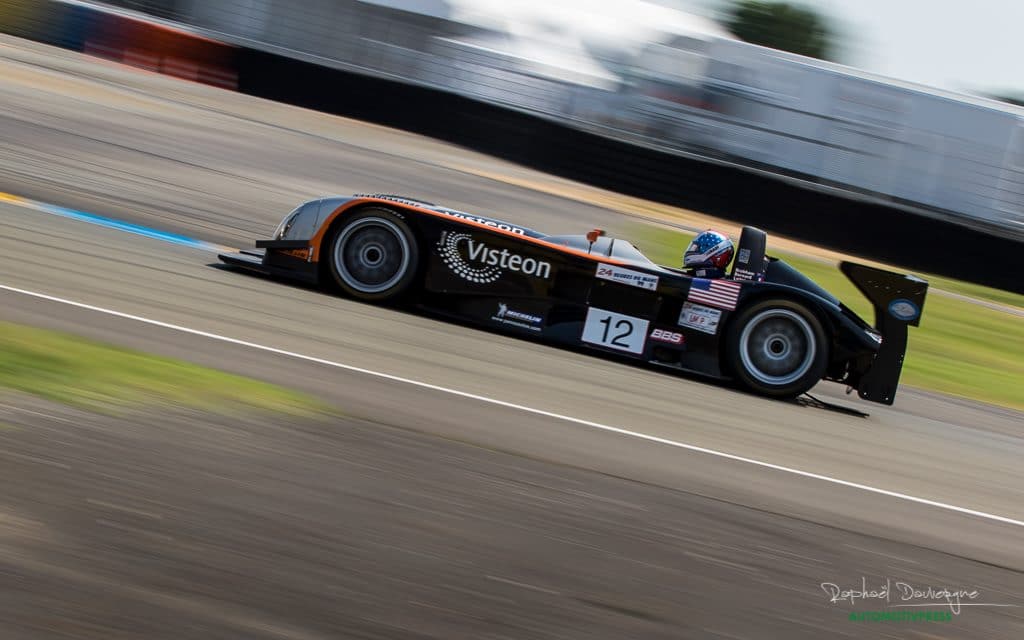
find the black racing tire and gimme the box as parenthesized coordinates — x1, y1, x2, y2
(327, 208, 419, 302)
(725, 298, 828, 398)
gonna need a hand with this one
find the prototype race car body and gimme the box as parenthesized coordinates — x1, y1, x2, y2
(219, 194, 928, 404)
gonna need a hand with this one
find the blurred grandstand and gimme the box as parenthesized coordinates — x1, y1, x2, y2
(67, 0, 1021, 240)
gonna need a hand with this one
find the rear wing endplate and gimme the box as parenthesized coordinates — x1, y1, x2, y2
(840, 262, 928, 405)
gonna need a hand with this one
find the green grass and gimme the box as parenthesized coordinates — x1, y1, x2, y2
(630, 226, 1024, 411)
(920, 274, 1024, 309)
(0, 321, 326, 415)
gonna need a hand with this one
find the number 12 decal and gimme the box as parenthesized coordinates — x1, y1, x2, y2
(581, 307, 649, 354)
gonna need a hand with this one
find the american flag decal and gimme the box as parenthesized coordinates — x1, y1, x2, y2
(687, 278, 741, 310)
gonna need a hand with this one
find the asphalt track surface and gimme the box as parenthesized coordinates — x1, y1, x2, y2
(1, 36, 1023, 638)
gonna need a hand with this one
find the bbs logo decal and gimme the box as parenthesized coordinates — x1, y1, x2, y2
(437, 232, 552, 283)
(650, 328, 684, 345)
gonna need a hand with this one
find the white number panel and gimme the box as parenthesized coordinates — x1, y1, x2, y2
(581, 307, 649, 354)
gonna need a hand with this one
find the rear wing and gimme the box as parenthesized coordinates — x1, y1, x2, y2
(840, 262, 928, 405)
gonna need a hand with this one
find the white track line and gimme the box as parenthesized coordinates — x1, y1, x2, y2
(2, 282, 1023, 529)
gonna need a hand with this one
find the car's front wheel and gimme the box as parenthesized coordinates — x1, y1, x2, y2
(328, 208, 419, 302)
(725, 299, 828, 398)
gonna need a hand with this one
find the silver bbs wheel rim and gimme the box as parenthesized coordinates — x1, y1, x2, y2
(738, 308, 816, 386)
(333, 217, 411, 294)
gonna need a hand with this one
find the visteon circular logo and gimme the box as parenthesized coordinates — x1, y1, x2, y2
(438, 232, 502, 284)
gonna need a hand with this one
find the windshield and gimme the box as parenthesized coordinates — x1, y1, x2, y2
(544, 235, 657, 265)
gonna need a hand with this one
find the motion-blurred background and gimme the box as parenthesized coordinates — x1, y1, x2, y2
(2, 0, 1022, 291)
(2, 4, 1024, 639)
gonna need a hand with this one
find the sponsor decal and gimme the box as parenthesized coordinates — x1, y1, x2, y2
(733, 267, 759, 281)
(492, 302, 543, 332)
(686, 278, 741, 310)
(691, 267, 724, 279)
(438, 232, 552, 283)
(649, 328, 684, 345)
(280, 247, 310, 261)
(595, 264, 659, 291)
(678, 302, 722, 335)
(888, 298, 920, 322)
(581, 307, 649, 354)
(737, 247, 751, 265)
(439, 209, 526, 235)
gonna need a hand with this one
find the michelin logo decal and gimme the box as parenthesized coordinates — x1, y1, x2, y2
(438, 232, 552, 283)
(493, 302, 543, 332)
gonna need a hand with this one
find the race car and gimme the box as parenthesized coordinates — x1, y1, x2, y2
(218, 194, 928, 404)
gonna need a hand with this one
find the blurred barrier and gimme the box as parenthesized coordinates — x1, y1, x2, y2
(1, 0, 1021, 292)
(100, 0, 1021, 240)
(0, 0, 236, 88)
(0, 0, 91, 49)
(84, 17, 236, 88)
(5, 2, 1022, 240)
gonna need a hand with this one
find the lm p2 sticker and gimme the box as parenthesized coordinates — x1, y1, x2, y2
(678, 302, 721, 335)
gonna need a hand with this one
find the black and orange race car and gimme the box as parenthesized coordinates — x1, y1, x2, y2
(219, 194, 927, 404)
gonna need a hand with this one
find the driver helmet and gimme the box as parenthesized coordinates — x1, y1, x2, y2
(683, 230, 734, 273)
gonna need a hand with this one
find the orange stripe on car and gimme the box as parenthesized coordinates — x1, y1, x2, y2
(308, 197, 632, 266)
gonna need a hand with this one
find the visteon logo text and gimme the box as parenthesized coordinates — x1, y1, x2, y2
(438, 232, 552, 284)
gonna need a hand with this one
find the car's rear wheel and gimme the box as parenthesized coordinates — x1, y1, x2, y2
(328, 208, 419, 302)
(726, 299, 827, 398)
